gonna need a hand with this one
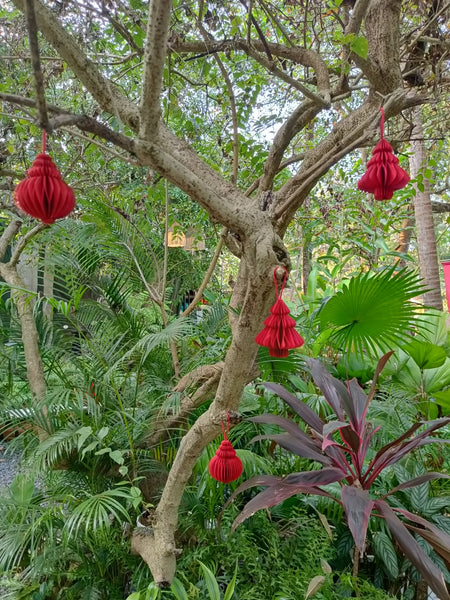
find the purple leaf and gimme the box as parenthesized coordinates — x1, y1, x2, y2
(374, 500, 450, 600)
(249, 433, 331, 465)
(365, 419, 449, 486)
(223, 475, 283, 512)
(325, 444, 353, 473)
(283, 467, 345, 486)
(231, 480, 338, 532)
(339, 425, 361, 453)
(367, 351, 394, 402)
(341, 486, 374, 552)
(348, 379, 369, 434)
(263, 382, 324, 432)
(394, 508, 450, 566)
(382, 472, 450, 498)
(307, 359, 346, 420)
(249, 414, 322, 449)
(407, 525, 450, 567)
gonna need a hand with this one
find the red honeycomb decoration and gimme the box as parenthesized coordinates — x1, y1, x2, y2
(15, 131, 75, 224)
(357, 107, 410, 201)
(255, 267, 304, 358)
(209, 413, 243, 484)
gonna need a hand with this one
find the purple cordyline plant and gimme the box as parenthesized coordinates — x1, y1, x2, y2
(228, 354, 450, 600)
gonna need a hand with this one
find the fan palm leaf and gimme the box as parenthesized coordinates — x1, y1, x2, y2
(316, 268, 427, 356)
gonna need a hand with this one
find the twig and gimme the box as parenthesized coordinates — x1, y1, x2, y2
(9, 222, 49, 267)
(24, 0, 49, 131)
(0, 220, 22, 262)
(198, 4, 239, 184)
(181, 232, 225, 318)
(123, 239, 181, 379)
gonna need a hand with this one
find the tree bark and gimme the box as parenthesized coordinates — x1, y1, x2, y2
(409, 106, 443, 310)
(0, 221, 47, 406)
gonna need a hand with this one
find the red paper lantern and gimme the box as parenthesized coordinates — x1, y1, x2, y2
(357, 107, 410, 201)
(15, 132, 75, 224)
(209, 415, 243, 483)
(255, 267, 304, 358)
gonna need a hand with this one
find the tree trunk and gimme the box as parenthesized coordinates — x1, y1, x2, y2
(415, 580, 428, 600)
(409, 106, 443, 310)
(395, 213, 414, 267)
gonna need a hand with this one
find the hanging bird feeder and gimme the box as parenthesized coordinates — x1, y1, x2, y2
(357, 107, 410, 201)
(255, 267, 304, 358)
(166, 222, 186, 248)
(184, 226, 206, 251)
(14, 131, 75, 224)
(208, 413, 243, 484)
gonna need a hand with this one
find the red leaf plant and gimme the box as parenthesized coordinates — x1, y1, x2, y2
(227, 355, 450, 600)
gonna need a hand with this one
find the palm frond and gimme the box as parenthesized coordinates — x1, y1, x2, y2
(65, 488, 134, 537)
(316, 268, 427, 356)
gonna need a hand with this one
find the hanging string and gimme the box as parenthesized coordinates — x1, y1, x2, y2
(379, 107, 385, 139)
(273, 267, 288, 299)
(221, 412, 230, 440)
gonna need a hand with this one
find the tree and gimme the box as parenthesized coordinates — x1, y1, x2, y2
(0, 0, 449, 586)
(410, 105, 443, 310)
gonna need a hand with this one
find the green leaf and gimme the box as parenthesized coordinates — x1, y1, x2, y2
(77, 426, 93, 451)
(145, 583, 161, 600)
(97, 427, 109, 440)
(198, 561, 221, 600)
(95, 447, 112, 456)
(109, 450, 124, 464)
(317, 268, 427, 357)
(170, 578, 189, 600)
(432, 390, 450, 414)
(403, 340, 447, 370)
(372, 531, 399, 579)
(223, 560, 238, 600)
(350, 36, 368, 59)
(9, 474, 35, 505)
(81, 439, 100, 458)
(125, 593, 141, 600)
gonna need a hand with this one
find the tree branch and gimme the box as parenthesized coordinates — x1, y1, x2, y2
(145, 362, 224, 449)
(24, 0, 49, 131)
(9, 222, 49, 268)
(346, 0, 373, 35)
(171, 38, 331, 105)
(258, 100, 321, 193)
(181, 233, 225, 317)
(139, 0, 172, 139)
(275, 88, 418, 226)
(0, 220, 22, 262)
(10, 0, 139, 131)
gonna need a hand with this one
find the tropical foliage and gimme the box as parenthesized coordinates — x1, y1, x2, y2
(229, 357, 450, 599)
(1, 0, 450, 598)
